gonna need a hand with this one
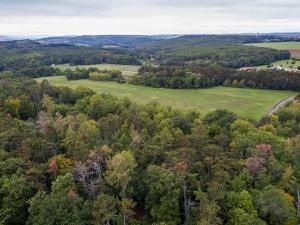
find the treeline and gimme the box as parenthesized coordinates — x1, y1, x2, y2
(164, 44, 290, 68)
(0, 40, 141, 71)
(65, 68, 125, 82)
(0, 66, 61, 79)
(131, 65, 300, 91)
(130, 65, 227, 88)
(223, 70, 300, 91)
(15, 66, 61, 78)
(40, 47, 140, 66)
(140, 41, 291, 68)
(1, 75, 300, 225)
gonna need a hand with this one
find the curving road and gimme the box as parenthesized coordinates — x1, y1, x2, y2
(267, 96, 295, 116)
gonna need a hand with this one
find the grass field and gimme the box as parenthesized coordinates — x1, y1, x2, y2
(36, 76, 297, 120)
(54, 64, 140, 79)
(248, 42, 300, 50)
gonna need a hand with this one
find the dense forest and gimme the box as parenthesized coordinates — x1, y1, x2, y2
(131, 65, 300, 91)
(1, 34, 300, 225)
(138, 37, 291, 68)
(161, 44, 289, 68)
(0, 40, 140, 71)
(1, 72, 300, 225)
(0, 37, 292, 73)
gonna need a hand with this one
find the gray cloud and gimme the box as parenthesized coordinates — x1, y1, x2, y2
(0, 0, 299, 35)
(0, 0, 116, 16)
(1, 0, 299, 16)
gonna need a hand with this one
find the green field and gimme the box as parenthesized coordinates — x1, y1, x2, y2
(247, 42, 300, 50)
(54, 64, 140, 79)
(258, 59, 300, 69)
(37, 76, 297, 120)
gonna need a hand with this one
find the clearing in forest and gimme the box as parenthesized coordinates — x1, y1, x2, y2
(258, 59, 300, 69)
(36, 76, 297, 120)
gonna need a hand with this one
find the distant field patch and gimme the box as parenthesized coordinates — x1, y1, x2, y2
(247, 42, 300, 58)
(288, 49, 300, 58)
(54, 64, 140, 79)
(36, 76, 297, 120)
(248, 42, 300, 50)
(258, 59, 300, 69)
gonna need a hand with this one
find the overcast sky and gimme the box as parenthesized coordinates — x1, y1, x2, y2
(1, 0, 299, 36)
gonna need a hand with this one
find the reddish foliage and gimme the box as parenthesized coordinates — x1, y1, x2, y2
(49, 159, 58, 174)
(245, 155, 266, 176)
(68, 190, 78, 199)
(256, 144, 272, 158)
(175, 161, 189, 171)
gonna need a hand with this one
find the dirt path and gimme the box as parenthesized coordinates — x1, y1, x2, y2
(267, 96, 295, 116)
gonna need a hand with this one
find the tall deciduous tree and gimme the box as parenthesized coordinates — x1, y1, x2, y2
(0, 174, 34, 225)
(105, 151, 136, 225)
(144, 165, 183, 225)
(254, 185, 297, 225)
(27, 173, 87, 225)
(92, 193, 117, 225)
(105, 150, 136, 197)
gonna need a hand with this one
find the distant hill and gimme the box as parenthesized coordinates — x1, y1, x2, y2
(0, 35, 48, 42)
(137, 34, 300, 50)
(37, 35, 178, 48)
(2, 33, 298, 47)
(266, 32, 300, 39)
(0, 35, 17, 41)
(37, 33, 300, 50)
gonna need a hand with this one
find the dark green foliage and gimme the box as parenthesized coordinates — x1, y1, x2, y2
(140, 38, 290, 68)
(131, 65, 300, 91)
(16, 66, 60, 78)
(254, 186, 297, 225)
(0, 40, 141, 71)
(26, 173, 88, 225)
(225, 191, 266, 225)
(65, 68, 90, 80)
(1, 37, 300, 225)
(0, 77, 300, 225)
(144, 165, 183, 225)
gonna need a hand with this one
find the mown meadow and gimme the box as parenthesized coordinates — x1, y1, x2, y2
(37, 76, 296, 120)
